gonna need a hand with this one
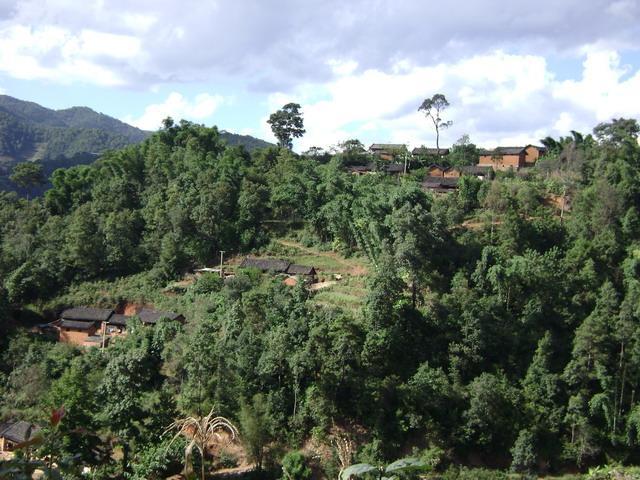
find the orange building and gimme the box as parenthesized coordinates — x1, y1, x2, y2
(478, 145, 546, 171)
(478, 147, 526, 171)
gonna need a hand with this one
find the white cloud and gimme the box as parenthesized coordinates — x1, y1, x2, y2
(0, 25, 140, 86)
(124, 92, 225, 130)
(272, 49, 640, 151)
(0, 0, 638, 88)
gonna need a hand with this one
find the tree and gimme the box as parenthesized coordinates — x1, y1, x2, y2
(418, 94, 453, 155)
(239, 394, 274, 471)
(10, 161, 45, 197)
(166, 409, 238, 480)
(267, 103, 305, 149)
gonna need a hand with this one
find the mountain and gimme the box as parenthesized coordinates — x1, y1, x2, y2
(0, 95, 273, 192)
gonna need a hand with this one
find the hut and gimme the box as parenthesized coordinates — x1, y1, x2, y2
(286, 264, 318, 283)
(0, 421, 39, 453)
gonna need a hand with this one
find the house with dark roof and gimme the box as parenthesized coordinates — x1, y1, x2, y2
(55, 307, 114, 346)
(286, 264, 317, 283)
(421, 176, 460, 193)
(0, 420, 39, 453)
(478, 147, 527, 170)
(369, 143, 408, 162)
(477, 145, 545, 171)
(384, 163, 406, 175)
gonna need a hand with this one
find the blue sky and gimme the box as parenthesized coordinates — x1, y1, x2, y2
(0, 0, 639, 151)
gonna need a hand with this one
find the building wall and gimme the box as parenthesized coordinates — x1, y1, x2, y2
(443, 169, 460, 178)
(478, 153, 525, 170)
(524, 146, 542, 166)
(58, 326, 97, 346)
(427, 166, 446, 177)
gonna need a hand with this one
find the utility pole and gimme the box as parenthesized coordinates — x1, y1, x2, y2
(101, 320, 106, 350)
(219, 250, 225, 278)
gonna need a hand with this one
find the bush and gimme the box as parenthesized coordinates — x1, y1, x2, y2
(280, 451, 312, 480)
(191, 272, 223, 294)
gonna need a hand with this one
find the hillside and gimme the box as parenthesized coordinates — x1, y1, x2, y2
(0, 95, 273, 192)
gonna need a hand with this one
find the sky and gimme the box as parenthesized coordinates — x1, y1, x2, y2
(0, 0, 639, 152)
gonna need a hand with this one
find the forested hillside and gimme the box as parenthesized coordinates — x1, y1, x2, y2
(1, 117, 640, 479)
(0, 95, 273, 194)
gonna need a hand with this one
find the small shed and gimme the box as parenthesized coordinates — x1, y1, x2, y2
(0, 421, 38, 453)
(384, 163, 405, 175)
(286, 264, 318, 283)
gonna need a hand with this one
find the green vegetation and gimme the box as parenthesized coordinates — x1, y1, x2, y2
(1, 116, 640, 479)
(0, 95, 273, 196)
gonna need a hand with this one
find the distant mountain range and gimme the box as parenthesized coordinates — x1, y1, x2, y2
(0, 94, 273, 192)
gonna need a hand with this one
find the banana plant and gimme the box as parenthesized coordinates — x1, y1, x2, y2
(339, 457, 427, 480)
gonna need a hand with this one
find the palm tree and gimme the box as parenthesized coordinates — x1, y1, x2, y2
(166, 409, 239, 480)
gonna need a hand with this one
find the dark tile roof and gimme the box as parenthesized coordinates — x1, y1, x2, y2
(108, 314, 129, 327)
(369, 143, 407, 151)
(479, 146, 526, 156)
(0, 421, 38, 443)
(136, 309, 183, 325)
(59, 319, 98, 330)
(287, 264, 316, 276)
(413, 147, 450, 155)
(427, 163, 449, 171)
(239, 257, 291, 273)
(60, 307, 114, 322)
(422, 176, 460, 188)
(384, 163, 405, 173)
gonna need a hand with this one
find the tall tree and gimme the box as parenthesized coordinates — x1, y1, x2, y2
(418, 94, 453, 155)
(10, 161, 45, 197)
(267, 103, 305, 149)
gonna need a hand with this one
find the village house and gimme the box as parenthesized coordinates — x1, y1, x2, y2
(478, 145, 546, 171)
(239, 257, 318, 284)
(48, 306, 184, 346)
(0, 420, 38, 455)
(369, 143, 408, 162)
(54, 307, 114, 347)
(286, 264, 318, 283)
(421, 176, 460, 194)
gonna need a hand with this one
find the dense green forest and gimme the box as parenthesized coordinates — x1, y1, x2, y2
(1, 117, 640, 479)
(0, 95, 273, 196)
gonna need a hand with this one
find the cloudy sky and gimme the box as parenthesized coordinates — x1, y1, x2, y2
(0, 0, 639, 151)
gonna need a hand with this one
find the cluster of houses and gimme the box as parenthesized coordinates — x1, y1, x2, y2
(346, 143, 547, 193)
(239, 257, 317, 286)
(38, 306, 184, 347)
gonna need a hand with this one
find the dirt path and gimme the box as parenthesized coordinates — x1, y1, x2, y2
(276, 239, 368, 276)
